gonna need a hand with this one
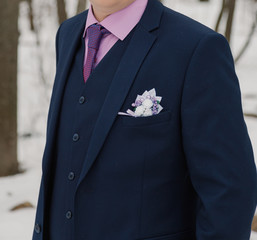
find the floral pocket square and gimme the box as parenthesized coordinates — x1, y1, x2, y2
(118, 88, 163, 117)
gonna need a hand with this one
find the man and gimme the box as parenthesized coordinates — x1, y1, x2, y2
(32, 0, 257, 239)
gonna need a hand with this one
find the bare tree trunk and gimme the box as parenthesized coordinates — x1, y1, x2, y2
(0, 0, 20, 176)
(57, 0, 67, 25)
(215, 0, 237, 43)
(27, 0, 35, 31)
(77, 0, 87, 14)
(225, 0, 236, 43)
(215, 0, 226, 32)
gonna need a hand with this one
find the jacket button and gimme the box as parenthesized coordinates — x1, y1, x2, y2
(68, 172, 75, 181)
(34, 223, 41, 233)
(66, 211, 72, 219)
(72, 133, 79, 142)
(79, 96, 85, 104)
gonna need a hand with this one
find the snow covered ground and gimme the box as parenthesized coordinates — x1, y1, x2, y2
(0, 0, 256, 239)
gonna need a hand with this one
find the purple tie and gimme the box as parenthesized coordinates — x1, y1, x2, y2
(83, 23, 110, 83)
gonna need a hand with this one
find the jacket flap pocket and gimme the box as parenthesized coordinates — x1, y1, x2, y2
(137, 229, 195, 240)
(120, 110, 172, 127)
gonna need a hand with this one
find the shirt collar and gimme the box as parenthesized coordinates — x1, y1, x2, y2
(83, 0, 148, 41)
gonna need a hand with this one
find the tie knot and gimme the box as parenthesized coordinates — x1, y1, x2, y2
(87, 23, 110, 50)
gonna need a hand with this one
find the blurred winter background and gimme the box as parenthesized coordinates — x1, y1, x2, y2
(0, 0, 257, 239)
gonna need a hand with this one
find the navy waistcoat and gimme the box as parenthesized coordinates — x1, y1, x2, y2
(46, 28, 136, 240)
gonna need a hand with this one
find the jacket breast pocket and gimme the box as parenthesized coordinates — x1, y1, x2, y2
(119, 110, 173, 127)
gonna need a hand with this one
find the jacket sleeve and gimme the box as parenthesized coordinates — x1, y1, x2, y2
(55, 23, 63, 68)
(45, 23, 63, 140)
(181, 32, 257, 240)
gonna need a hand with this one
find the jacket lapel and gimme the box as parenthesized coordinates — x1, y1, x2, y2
(76, 0, 164, 189)
(43, 12, 88, 174)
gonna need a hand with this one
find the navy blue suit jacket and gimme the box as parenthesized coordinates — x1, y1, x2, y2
(33, 0, 257, 239)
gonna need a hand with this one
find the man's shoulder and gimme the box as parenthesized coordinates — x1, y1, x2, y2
(160, 5, 216, 42)
(57, 10, 88, 36)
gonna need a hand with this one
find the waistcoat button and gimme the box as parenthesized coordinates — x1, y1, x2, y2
(68, 172, 75, 181)
(79, 96, 85, 104)
(66, 211, 72, 219)
(34, 223, 41, 233)
(72, 133, 79, 142)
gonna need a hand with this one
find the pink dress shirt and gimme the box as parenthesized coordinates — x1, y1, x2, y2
(83, 0, 148, 67)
